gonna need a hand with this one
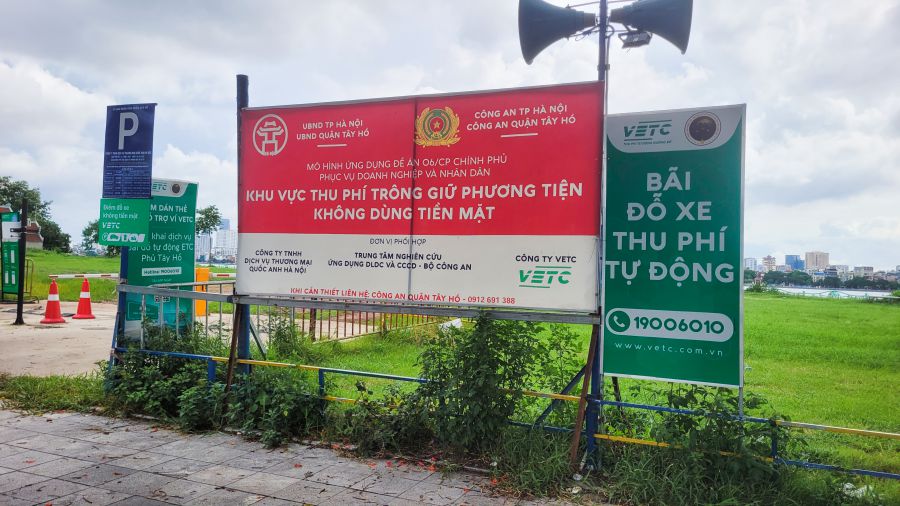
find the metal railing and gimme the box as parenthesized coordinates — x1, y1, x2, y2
(111, 284, 900, 482)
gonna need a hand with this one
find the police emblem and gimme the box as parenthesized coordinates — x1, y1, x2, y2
(415, 107, 461, 147)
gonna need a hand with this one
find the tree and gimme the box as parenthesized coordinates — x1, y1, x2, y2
(0, 176, 70, 252)
(787, 270, 812, 286)
(743, 269, 757, 283)
(762, 271, 787, 285)
(81, 219, 120, 256)
(195, 205, 222, 263)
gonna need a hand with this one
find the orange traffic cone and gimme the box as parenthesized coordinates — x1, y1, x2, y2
(72, 278, 95, 319)
(41, 279, 67, 324)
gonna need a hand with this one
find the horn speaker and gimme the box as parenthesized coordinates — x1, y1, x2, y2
(518, 0, 597, 65)
(609, 0, 693, 53)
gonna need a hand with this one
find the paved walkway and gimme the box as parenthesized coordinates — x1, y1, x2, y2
(0, 410, 577, 505)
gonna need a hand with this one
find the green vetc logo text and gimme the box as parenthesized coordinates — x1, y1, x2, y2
(623, 119, 672, 139)
(519, 265, 572, 288)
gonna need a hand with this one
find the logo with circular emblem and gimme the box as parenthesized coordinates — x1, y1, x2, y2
(253, 114, 288, 156)
(685, 111, 721, 146)
(415, 107, 461, 147)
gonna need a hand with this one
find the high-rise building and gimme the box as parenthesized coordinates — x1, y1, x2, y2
(804, 251, 829, 270)
(762, 255, 776, 272)
(219, 218, 231, 231)
(785, 254, 804, 270)
(743, 258, 758, 271)
(195, 235, 212, 261)
(214, 229, 238, 258)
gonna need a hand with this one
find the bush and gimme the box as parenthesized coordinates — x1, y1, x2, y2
(338, 383, 433, 457)
(419, 314, 541, 454)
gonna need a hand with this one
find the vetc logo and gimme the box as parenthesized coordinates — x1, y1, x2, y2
(253, 114, 288, 156)
(623, 119, 672, 139)
(519, 266, 572, 288)
(103, 232, 145, 243)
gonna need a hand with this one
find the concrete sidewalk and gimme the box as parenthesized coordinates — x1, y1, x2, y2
(0, 410, 577, 505)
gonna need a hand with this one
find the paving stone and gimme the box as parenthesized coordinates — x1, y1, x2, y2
(264, 456, 335, 479)
(146, 457, 215, 478)
(108, 496, 173, 505)
(228, 471, 300, 496)
(0, 427, 37, 444)
(0, 470, 50, 494)
(307, 460, 375, 488)
(52, 485, 132, 506)
(319, 488, 395, 505)
(398, 479, 468, 505)
(226, 449, 288, 471)
(0, 492, 33, 505)
(0, 466, 13, 475)
(61, 463, 137, 486)
(100, 470, 178, 497)
(0, 443, 24, 459)
(0, 449, 61, 469)
(26, 456, 96, 478)
(252, 498, 299, 506)
(424, 472, 489, 493)
(6, 477, 87, 502)
(353, 474, 420, 496)
(153, 478, 218, 505)
(6, 432, 80, 451)
(54, 440, 114, 461)
(107, 451, 178, 471)
(78, 443, 140, 463)
(183, 487, 264, 505)
(154, 439, 220, 458)
(185, 464, 255, 486)
(270, 479, 344, 503)
(190, 444, 250, 464)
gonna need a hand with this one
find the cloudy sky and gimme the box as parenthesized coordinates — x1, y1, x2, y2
(1, 0, 897, 270)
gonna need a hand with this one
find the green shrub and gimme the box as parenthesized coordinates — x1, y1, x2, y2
(419, 314, 541, 454)
(178, 382, 225, 432)
(338, 383, 433, 457)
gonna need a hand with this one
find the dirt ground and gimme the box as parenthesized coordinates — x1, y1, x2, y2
(0, 301, 116, 376)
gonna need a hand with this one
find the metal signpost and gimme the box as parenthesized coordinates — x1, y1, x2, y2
(602, 105, 746, 388)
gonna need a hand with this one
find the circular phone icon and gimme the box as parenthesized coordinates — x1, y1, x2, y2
(607, 310, 631, 333)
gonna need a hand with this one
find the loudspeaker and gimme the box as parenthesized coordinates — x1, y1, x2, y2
(519, 0, 597, 64)
(609, 0, 693, 53)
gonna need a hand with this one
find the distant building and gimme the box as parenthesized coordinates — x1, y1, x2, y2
(743, 258, 758, 271)
(785, 254, 804, 270)
(214, 229, 238, 258)
(219, 218, 231, 231)
(195, 235, 212, 261)
(775, 264, 790, 272)
(853, 266, 874, 278)
(805, 251, 829, 270)
(823, 266, 839, 279)
(762, 255, 776, 272)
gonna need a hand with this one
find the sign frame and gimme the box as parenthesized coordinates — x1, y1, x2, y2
(600, 104, 746, 388)
(237, 81, 604, 315)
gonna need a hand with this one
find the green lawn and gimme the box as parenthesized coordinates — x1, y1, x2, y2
(13, 250, 236, 302)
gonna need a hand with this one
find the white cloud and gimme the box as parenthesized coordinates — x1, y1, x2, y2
(0, 0, 897, 269)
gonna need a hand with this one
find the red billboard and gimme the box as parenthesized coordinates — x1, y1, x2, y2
(238, 82, 602, 311)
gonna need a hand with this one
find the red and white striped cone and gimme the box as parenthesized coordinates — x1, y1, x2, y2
(40, 279, 67, 324)
(72, 278, 95, 319)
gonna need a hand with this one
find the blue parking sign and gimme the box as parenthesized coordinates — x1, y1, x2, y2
(102, 103, 156, 198)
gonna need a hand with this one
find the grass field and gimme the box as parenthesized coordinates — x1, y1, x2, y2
(3, 251, 898, 486)
(9, 250, 236, 303)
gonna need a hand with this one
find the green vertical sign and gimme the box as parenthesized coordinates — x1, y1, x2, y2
(124, 179, 197, 336)
(1, 213, 20, 294)
(602, 105, 745, 387)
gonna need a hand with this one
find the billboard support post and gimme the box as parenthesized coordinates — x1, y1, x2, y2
(236, 74, 251, 375)
(13, 199, 27, 325)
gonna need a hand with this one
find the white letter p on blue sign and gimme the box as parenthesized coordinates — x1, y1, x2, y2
(118, 112, 139, 150)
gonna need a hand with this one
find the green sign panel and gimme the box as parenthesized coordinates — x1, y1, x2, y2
(602, 105, 745, 387)
(124, 179, 197, 336)
(1, 212, 20, 294)
(98, 198, 150, 246)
